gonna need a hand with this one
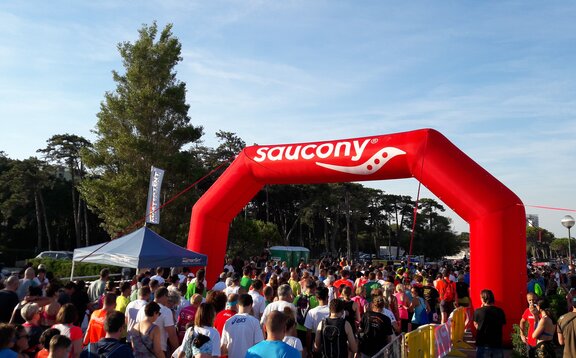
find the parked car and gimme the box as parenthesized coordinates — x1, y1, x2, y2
(35, 251, 74, 260)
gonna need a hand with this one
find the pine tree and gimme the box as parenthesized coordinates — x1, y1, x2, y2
(80, 22, 203, 240)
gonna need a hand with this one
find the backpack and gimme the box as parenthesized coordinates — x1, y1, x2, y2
(320, 317, 347, 358)
(86, 341, 124, 358)
(183, 328, 211, 358)
(296, 294, 311, 326)
(443, 280, 455, 301)
(359, 312, 390, 355)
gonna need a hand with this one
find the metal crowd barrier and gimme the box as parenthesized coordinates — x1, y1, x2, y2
(371, 333, 404, 358)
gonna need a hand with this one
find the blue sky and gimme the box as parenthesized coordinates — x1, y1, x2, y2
(1, 1, 575, 238)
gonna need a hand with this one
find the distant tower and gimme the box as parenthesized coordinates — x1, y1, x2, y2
(526, 214, 539, 228)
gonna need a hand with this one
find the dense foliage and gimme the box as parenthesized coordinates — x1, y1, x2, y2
(27, 258, 121, 280)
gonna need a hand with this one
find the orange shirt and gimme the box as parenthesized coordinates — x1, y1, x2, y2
(333, 278, 354, 297)
(436, 279, 456, 301)
(36, 349, 49, 358)
(83, 308, 108, 345)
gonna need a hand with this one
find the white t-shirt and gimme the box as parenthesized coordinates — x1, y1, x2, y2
(125, 299, 148, 333)
(248, 290, 266, 320)
(260, 301, 297, 325)
(137, 302, 174, 351)
(382, 308, 397, 323)
(224, 264, 235, 273)
(304, 305, 330, 331)
(221, 313, 264, 358)
(150, 275, 165, 285)
(224, 285, 240, 296)
(282, 335, 303, 352)
(212, 281, 227, 292)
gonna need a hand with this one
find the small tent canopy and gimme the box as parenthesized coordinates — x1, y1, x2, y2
(72, 227, 207, 275)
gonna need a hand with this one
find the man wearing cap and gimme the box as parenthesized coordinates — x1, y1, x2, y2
(212, 273, 228, 291)
(214, 293, 239, 335)
(558, 295, 576, 357)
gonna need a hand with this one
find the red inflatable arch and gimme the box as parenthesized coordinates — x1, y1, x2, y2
(187, 128, 526, 341)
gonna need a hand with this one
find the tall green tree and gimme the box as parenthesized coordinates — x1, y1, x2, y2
(38, 134, 91, 246)
(80, 22, 203, 240)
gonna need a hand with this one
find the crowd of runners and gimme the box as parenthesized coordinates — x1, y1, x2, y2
(1, 254, 576, 358)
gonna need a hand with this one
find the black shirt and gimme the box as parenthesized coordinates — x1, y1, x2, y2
(423, 286, 440, 307)
(474, 305, 506, 347)
(359, 311, 393, 356)
(0, 289, 19, 323)
(456, 282, 469, 298)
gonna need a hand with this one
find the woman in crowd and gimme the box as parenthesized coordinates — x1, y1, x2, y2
(351, 286, 366, 318)
(178, 303, 220, 358)
(129, 301, 164, 358)
(409, 286, 430, 331)
(41, 284, 61, 328)
(382, 284, 399, 322)
(267, 274, 279, 299)
(532, 299, 556, 358)
(177, 294, 202, 341)
(52, 304, 82, 358)
(21, 303, 44, 356)
(394, 283, 410, 333)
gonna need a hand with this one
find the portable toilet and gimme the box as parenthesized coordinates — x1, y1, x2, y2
(269, 246, 292, 266)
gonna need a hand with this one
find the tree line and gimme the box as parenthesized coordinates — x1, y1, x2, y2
(0, 22, 491, 264)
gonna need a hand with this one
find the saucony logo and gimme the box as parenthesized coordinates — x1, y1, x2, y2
(252, 139, 371, 162)
(316, 147, 406, 175)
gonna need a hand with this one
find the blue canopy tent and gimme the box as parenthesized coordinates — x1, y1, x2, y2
(71, 227, 207, 279)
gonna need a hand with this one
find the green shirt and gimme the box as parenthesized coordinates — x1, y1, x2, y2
(293, 294, 319, 331)
(186, 282, 206, 300)
(240, 276, 253, 291)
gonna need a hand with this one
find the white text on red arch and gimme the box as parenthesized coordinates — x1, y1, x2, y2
(253, 139, 372, 162)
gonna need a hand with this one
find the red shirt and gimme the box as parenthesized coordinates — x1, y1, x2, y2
(522, 307, 538, 347)
(333, 279, 353, 297)
(214, 309, 236, 335)
(436, 279, 456, 301)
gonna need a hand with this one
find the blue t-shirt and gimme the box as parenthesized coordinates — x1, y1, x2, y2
(245, 340, 300, 358)
(0, 348, 17, 358)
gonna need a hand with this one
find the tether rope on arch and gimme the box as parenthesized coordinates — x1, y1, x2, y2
(74, 157, 235, 265)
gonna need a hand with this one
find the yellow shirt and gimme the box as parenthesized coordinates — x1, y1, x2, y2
(116, 295, 130, 313)
(288, 279, 301, 296)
